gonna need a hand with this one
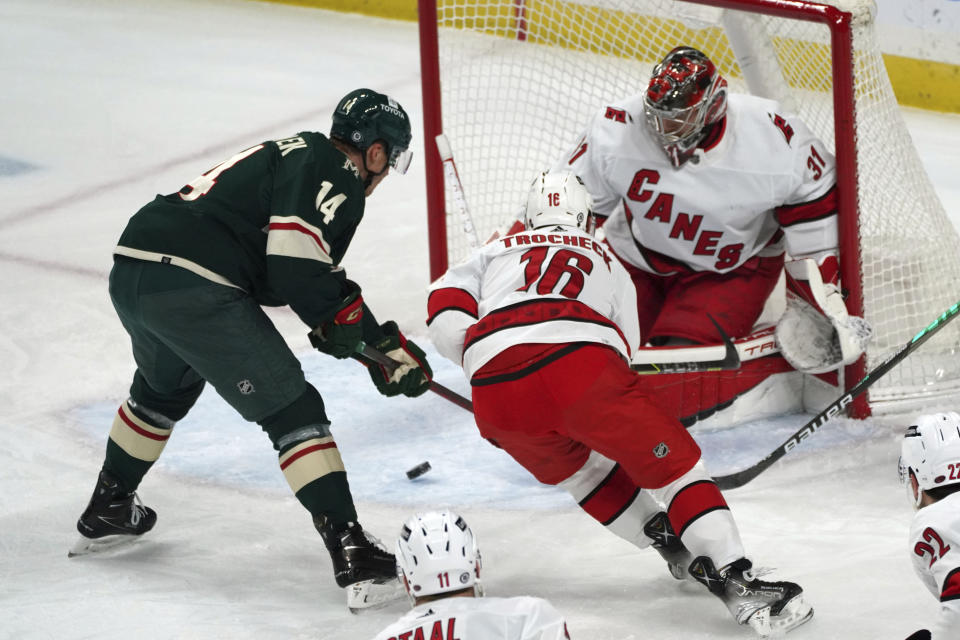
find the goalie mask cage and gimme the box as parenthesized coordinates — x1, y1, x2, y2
(418, 0, 960, 418)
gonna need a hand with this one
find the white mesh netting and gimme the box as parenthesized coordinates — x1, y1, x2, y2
(429, 0, 960, 413)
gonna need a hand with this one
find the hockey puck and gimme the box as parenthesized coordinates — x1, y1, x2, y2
(406, 461, 431, 480)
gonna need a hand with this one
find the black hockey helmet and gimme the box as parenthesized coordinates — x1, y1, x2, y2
(330, 88, 413, 174)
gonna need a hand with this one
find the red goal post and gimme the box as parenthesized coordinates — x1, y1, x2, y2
(418, 0, 960, 417)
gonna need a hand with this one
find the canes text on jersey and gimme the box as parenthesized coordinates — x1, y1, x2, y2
(384, 617, 460, 640)
(501, 232, 613, 269)
(628, 169, 744, 270)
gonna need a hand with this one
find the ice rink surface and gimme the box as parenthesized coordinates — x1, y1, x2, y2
(3, 0, 960, 637)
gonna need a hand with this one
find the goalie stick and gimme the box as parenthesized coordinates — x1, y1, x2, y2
(713, 299, 960, 490)
(631, 317, 741, 374)
(631, 315, 742, 374)
(353, 342, 474, 413)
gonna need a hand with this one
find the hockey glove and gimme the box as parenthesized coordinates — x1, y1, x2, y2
(309, 281, 364, 359)
(820, 281, 873, 367)
(777, 258, 872, 374)
(366, 321, 433, 398)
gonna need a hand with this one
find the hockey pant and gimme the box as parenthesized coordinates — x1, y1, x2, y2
(472, 343, 745, 568)
(612, 243, 784, 344)
(105, 256, 357, 523)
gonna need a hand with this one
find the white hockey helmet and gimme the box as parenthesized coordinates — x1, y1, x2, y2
(899, 411, 960, 507)
(524, 170, 594, 233)
(395, 510, 482, 601)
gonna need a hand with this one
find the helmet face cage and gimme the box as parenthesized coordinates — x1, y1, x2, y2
(643, 47, 727, 166)
(899, 412, 960, 506)
(331, 88, 413, 174)
(524, 170, 595, 233)
(395, 510, 482, 600)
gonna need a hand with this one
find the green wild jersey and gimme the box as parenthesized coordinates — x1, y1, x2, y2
(116, 132, 368, 330)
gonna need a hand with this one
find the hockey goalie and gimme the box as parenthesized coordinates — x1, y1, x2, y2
(549, 45, 872, 427)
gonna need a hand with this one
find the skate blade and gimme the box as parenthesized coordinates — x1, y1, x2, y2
(67, 533, 142, 558)
(771, 597, 813, 635)
(746, 596, 813, 638)
(346, 579, 406, 614)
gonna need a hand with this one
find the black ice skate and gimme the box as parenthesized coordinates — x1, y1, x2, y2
(315, 517, 398, 588)
(689, 556, 813, 637)
(643, 511, 694, 581)
(69, 469, 157, 557)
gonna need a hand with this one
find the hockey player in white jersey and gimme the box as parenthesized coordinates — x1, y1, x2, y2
(427, 170, 812, 636)
(372, 510, 570, 640)
(898, 412, 960, 640)
(554, 45, 869, 372)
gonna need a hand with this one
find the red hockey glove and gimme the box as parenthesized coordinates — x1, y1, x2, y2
(366, 321, 433, 398)
(309, 281, 364, 359)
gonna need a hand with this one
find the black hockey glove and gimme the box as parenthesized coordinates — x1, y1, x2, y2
(905, 631, 931, 640)
(309, 281, 364, 359)
(366, 321, 433, 398)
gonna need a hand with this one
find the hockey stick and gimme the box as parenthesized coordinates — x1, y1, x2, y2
(436, 133, 481, 250)
(354, 342, 474, 413)
(713, 300, 960, 490)
(631, 315, 741, 374)
(631, 325, 779, 373)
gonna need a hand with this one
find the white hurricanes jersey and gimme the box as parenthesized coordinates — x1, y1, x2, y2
(555, 93, 838, 275)
(427, 226, 640, 377)
(372, 596, 570, 640)
(909, 492, 960, 639)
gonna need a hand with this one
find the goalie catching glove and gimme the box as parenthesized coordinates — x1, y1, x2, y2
(366, 321, 433, 398)
(309, 280, 365, 359)
(776, 258, 873, 374)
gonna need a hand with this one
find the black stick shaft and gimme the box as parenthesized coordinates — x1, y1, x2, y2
(355, 343, 474, 413)
(714, 300, 960, 490)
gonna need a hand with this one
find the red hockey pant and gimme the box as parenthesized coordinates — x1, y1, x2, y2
(614, 251, 784, 344)
(472, 344, 700, 488)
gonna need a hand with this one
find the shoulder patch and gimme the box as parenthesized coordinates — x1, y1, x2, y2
(604, 106, 631, 124)
(768, 113, 795, 145)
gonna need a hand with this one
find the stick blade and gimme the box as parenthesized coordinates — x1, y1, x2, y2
(435, 133, 453, 161)
(630, 318, 740, 374)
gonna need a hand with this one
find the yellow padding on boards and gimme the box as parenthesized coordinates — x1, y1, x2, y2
(886, 55, 960, 114)
(256, 0, 960, 114)
(108, 402, 172, 462)
(279, 436, 346, 493)
(261, 0, 415, 21)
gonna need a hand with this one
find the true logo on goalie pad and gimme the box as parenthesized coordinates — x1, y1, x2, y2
(653, 442, 670, 458)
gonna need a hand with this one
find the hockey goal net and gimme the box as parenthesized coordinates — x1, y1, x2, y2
(418, 0, 960, 416)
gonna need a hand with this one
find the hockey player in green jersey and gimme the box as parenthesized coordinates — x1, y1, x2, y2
(70, 88, 433, 595)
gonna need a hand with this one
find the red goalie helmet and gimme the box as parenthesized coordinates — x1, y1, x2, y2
(643, 46, 728, 167)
